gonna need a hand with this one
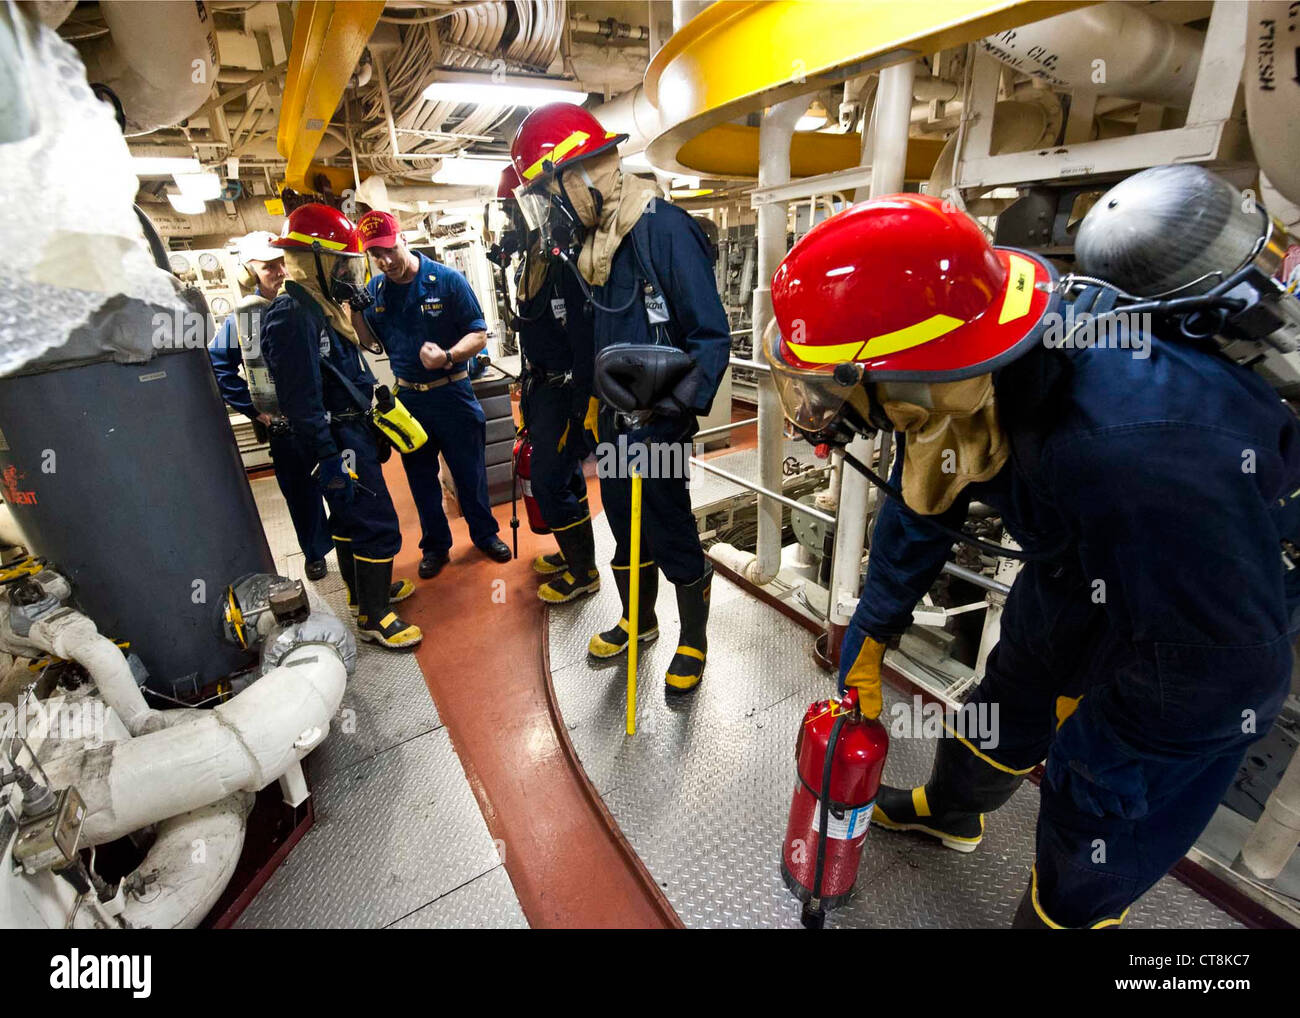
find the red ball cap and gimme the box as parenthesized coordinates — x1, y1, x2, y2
(357, 210, 402, 251)
(510, 102, 627, 185)
(769, 194, 1056, 382)
(271, 202, 362, 255)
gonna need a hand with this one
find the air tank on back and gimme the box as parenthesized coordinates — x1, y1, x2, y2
(1075, 163, 1290, 296)
(0, 292, 277, 697)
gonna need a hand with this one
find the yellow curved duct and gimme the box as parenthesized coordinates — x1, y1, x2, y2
(277, 0, 384, 193)
(643, 0, 1089, 179)
(676, 122, 946, 183)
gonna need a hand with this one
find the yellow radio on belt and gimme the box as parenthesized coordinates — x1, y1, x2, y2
(373, 386, 428, 454)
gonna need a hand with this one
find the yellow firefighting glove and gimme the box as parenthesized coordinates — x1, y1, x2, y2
(842, 634, 886, 719)
(583, 396, 600, 444)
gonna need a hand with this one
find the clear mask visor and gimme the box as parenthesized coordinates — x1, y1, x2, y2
(760, 316, 859, 435)
(513, 183, 553, 234)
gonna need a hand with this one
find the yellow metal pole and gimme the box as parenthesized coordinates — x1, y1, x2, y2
(626, 469, 642, 736)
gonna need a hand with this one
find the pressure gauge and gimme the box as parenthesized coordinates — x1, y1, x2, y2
(198, 252, 220, 273)
(168, 253, 191, 275)
(209, 296, 232, 316)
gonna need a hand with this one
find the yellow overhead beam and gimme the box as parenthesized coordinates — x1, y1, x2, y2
(277, 0, 384, 193)
(643, 0, 1090, 179)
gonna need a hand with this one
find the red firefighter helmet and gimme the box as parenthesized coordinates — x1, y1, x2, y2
(764, 193, 1057, 435)
(510, 102, 627, 186)
(271, 202, 363, 256)
(497, 163, 523, 201)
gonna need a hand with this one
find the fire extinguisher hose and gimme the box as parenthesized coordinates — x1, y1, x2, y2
(803, 709, 851, 930)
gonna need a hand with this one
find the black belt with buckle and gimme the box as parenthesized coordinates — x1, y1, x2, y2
(395, 370, 468, 392)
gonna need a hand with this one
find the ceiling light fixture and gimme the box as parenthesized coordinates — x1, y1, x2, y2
(174, 172, 223, 200)
(131, 156, 201, 177)
(167, 192, 206, 215)
(432, 155, 512, 187)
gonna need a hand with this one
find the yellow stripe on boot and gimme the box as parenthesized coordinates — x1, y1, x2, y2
(348, 577, 415, 616)
(588, 618, 659, 658)
(537, 569, 601, 604)
(665, 644, 706, 693)
(532, 553, 566, 576)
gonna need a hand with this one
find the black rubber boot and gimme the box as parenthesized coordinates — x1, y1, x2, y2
(537, 518, 601, 603)
(1012, 881, 1055, 929)
(588, 562, 658, 658)
(335, 539, 414, 617)
(355, 557, 422, 649)
(664, 564, 711, 695)
(871, 733, 1026, 852)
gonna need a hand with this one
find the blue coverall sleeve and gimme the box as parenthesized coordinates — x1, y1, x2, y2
(207, 316, 257, 421)
(448, 270, 487, 334)
(654, 207, 731, 415)
(849, 441, 970, 641)
(260, 297, 338, 462)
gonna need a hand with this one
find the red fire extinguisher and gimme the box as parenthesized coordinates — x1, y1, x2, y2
(512, 433, 549, 535)
(780, 688, 889, 928)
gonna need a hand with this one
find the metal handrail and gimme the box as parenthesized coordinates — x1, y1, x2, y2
(689, 456, 836, 527)
(694, 416, 758, 440)
(942, 561, 1011, 596)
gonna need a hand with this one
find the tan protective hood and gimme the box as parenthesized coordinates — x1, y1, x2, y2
(880, 375, 1008, 516)
(519, 237, 550, 302)
(282, 250, 361, 347)
(557, 150, 660, 287)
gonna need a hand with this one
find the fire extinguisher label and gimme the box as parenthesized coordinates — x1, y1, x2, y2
(521, 479, 533, 496)
(812, 803, 874, 840)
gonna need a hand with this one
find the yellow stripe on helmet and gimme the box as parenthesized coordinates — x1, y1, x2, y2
(522, 130, 591, 181)
(283, 230, 348, 251)
(786, 313, 963, 365)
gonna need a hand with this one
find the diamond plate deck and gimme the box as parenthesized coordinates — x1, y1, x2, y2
(234, 729, 505, 929)
(244, 476, 525, 928)
(388, 865, 528, 929)
(548, 496, 1242, 930)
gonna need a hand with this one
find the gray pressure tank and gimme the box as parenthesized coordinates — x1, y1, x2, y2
(0, 319, 276, 697)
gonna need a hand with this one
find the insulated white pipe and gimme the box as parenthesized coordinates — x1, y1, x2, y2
(827, 60, 915, 636)
(120, 792, 253, 929)
(42, 643, 346, 846)
(708, 542, 769, 585)
(978, 2, 1202, 108)
(752, 97, 810, 585)
(593, 84, 661, 159)
(27, 609, 164, 737)
(76, 1, 220, 135)
(1245, 1, 1300, 207)
(1239, 743, 1300, 882)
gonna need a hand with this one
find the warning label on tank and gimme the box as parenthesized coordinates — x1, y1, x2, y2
(811, 803, 874, 840)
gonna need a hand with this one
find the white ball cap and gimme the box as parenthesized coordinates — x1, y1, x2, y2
(237, 230, 284, 265)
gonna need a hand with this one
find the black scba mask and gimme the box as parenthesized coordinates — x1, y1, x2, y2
(312, 244, 373, 311)
(514, 178, 597, 263)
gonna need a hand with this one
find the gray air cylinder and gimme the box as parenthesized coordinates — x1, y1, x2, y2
(1075, 163, 1271, 297)
(0, 307, 276, 697)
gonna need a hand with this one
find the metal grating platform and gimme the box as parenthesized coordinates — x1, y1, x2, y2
(235, 477, 526, 928)
(549, 494, 1242, 929)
